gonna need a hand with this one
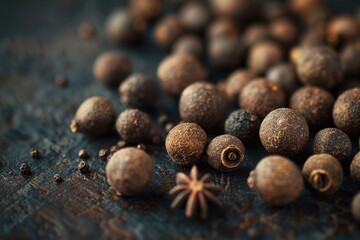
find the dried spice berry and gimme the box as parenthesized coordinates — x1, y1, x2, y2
(302, 154, 343, 195)
(206, 134, 245, 172)
(313, 128, 352, 162)
(242, 24, 270, 48)
(247, 40, 283, 75)
(326, 15, 359, 48)
(165, 122, 207, 167)
(224, 109, 261, 145)
(70, 96, 116, 136)
(172, 35, 204, 59)
(263, 2, 288, 21)
(179, 82, 228, 129)
(296, 46, 342, 89)
(157, 53, 207, 97)
(93, 51, 132, 87)
(350, 152, 360, 184)
(179, 2, 210, 32)
(106, 147, 153, 196)
(247, 155, 303, 206)
(130, 0, 163, 22)
(78, 22, 95, 40)
(53, 173, 63, 183)
(20, 163, 31, 175)
(116, 109, 152, 143)
(300, 23, 327, 47)
(290, 0, 325, 16)
(78, 149, 88, 159)
(169, 166, 222, 220)
(30, 148, 39, 158)
(154, 15, 184, 49)
(266, 63, 299, 97)
(119, 73, 158, 109)
(78, 161, 89, 173)
(207, 18, 240, 40)
(352, 192, 360, 222)
(340, 42, 360, 79)
(224, 70, 255, 102)
(269, 17, 298, 46)
(105, 9, 146, 44)
(332, 88, 360, 137)
(211, 0, 257, 22)
(54, 75, 67, 88)
(99, 148, 110, 160)
(208, 38, 245, 70)
(260, 108, 309, 157)
(239, 79, 286, 119)
(290, 86, 335, 130)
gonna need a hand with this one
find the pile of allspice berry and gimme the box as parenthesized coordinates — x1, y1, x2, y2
(68, 0, 360, 221)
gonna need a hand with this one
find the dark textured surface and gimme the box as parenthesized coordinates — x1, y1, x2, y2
(0, 0, 360, 239)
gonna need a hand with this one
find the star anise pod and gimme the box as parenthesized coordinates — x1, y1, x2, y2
(169, 166, 222, 219)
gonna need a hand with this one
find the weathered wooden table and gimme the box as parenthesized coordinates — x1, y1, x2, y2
(1, 0, 360, 239)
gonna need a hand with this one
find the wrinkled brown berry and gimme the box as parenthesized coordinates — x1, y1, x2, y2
(296, 46, 342, 89)
(154, 15, 184, 49)
(208, 38, 245, 70)
(224, 70, 255, 103)
(206, 134, 245, 172)
(350, 152, 360, 184)
(106, 147, 153, 196)
(211, 0, 257, 22)
(247, 155, 303, 206)
(247, 40, 283, 75)
(326, 15, 359, 48)
(157, 53, 207, 97)
(70, 96, 116, 136)
(302, 154, 343, 195)
(207, 18, 240, 40)
(266, 63, 299, 97)
(179, 2, 210, 32)
(341, 42, 360, 79)
(239, 79, 286, 119)
(352, 192, 360, 222)
(93, 51, 132, 86)
(179, 82, 228, 129)
(313, 128, 352, 162)
(116, 109, 152, 143)
(119, 73, 158, 109)
(172, 35, 204, 59)
(243, 24, 270, 48)
(78, 161, 89, 173)
(165, 122, 207, 167)
(20, 163, 31, 175)
(224, 109, 261, 145)
(131, 0, 163, 22)
(269, 17, 298, 46)
(260, 108, 309, 157)
(106, 9, 146, 44)
(332, 88, 360, 137)
(290, 86, 334, 130)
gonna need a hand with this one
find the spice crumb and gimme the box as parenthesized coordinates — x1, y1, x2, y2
(53, 173, 63, 182)
(78, 149, 88, 159)
(99, 148, 109, 160)
(30, 148, 39, 158)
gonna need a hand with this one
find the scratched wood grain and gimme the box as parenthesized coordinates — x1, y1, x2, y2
(0, 0, 360, 239)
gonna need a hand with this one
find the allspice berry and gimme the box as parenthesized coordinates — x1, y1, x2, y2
(247, 155, 303, 206)
(350, 152, 360, 184)
(105, 9, 146, 44)
(179, 82, 228, 129)
(341, 42, 360, 79)
(116, 109, 152, 143)
(106, 147, 153, 196)
(157, 53, 207, 97)
(266, 63, 299, 97)
(313, 128, 352, 162)
(154, 15, 184, 49)
(326, 15, 359, 48)
(269, 17, 298, 46)
(208, 38, 245, 70)
(211, 0, 257, 22)
(224, 109, 261, 145)
(131, 0, 163, 22)
(302, 154, 343, 195)
(247, 40, 283, 75)
(352, 192, 360, 222)
(290, 86, 335, 130)
(70, 96, 116, 136)
(260, 108, 309, 157)
(119, 73, 158, 109)
(296, 46, 342, 89)
(207, 18, 240, 40)
(243, 24, 270, 48)
(239, 79, 286, 119)
(332, 88, 360, 137)
(93, 51, 132, 86)
(206, 134, 245, 172)
(224, 70, 255, 102)
(165, 122, 207, 167)
(179, 2, 210, 32)
(172, 35, 204, 59)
